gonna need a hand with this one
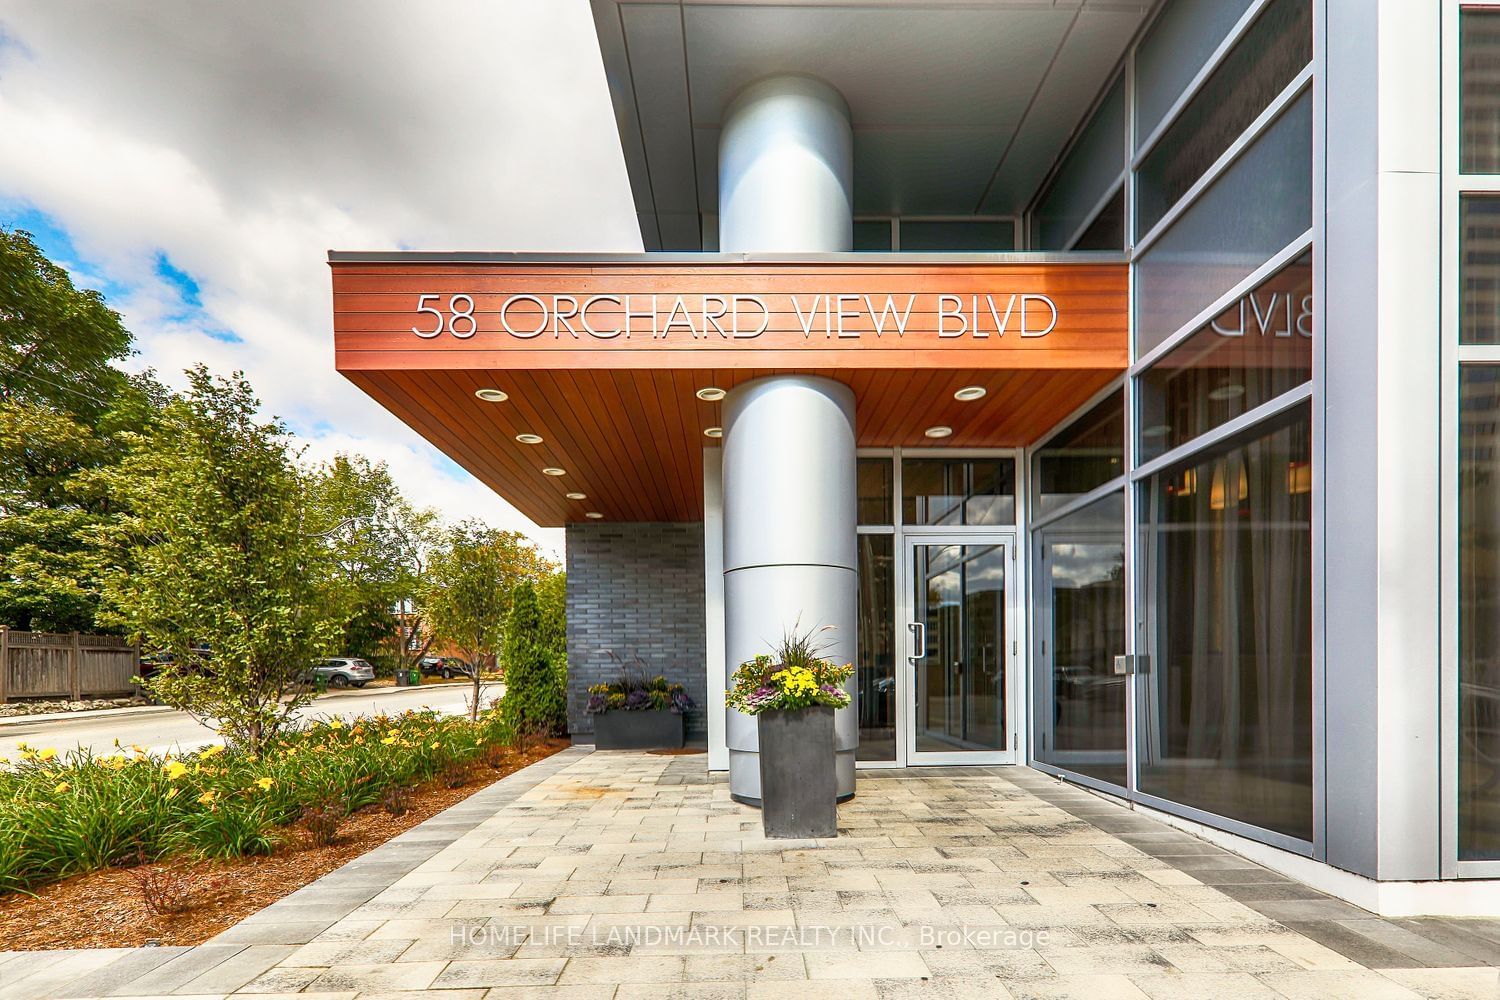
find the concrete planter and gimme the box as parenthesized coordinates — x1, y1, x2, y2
(592, 709, 685, 750)
(756, 706, 837, 838)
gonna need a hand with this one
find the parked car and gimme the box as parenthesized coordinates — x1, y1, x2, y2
(419, 656, 473, 680)
(138, 645, 213, 681)
(305, 657, 375, 689)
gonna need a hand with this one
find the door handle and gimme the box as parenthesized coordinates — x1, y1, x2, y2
(908, 621, 926, 662)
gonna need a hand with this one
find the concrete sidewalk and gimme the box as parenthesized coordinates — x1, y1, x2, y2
(2, 747, 1498, 999)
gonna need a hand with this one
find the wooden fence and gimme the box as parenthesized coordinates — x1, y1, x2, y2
(0, 627, 140, 702)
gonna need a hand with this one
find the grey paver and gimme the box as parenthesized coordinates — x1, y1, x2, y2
(7, 746, 1500, 999)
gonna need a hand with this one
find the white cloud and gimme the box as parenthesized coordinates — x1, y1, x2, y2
(0, 0, 643, 557)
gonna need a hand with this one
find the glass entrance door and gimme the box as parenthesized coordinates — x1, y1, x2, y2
(906, 536, 1017, 764)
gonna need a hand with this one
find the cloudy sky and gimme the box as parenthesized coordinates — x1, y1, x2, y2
(0, 1, 642, 555)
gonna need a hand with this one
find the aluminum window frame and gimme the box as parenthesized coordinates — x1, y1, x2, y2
(1444, 0, 1500, 878)
(1107, 0, 1321, 859)
(1133, 65, 1314, 255)
(1129, 398, 1319, 857)
(1025, 376, 1129, 793)
(1133, 0, 1281, 163)
(851, 447, 1032, 771)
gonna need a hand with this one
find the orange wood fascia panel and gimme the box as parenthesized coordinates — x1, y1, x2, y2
(331, 260, 1128, 375)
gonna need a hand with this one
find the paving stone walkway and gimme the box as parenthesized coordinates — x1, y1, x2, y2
(3, 747, 1498, 999)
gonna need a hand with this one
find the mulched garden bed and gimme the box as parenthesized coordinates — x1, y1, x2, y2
(0, 738, 567, 950)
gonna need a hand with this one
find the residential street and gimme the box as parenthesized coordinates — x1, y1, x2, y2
(0, 683, 499, 761)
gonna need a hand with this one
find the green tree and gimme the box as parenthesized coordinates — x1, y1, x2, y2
(1, 228, 132, 417)
(422, 522, 552, 720)
(501, 579, 567, 737)
(536, 570, 567, 664)
(310, 454, 439, 673)
(89, 366, 344, 750)
(0, 228, 152, 632)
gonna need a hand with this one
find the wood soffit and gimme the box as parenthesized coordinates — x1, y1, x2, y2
(331, 256, 1128, 526)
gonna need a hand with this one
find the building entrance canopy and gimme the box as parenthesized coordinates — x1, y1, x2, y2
(330, 252, 1127, 525)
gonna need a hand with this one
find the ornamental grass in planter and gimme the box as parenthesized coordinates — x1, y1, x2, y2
(727, 623, 853, 839)
(585, 661, 695, 750)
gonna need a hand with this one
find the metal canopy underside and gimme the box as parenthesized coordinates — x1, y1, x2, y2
(589, 0, 1152, 250)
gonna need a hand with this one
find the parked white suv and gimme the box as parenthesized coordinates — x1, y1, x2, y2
(306, 657, 375, 689)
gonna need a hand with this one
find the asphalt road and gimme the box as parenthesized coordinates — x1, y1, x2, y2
(0, 683, 502, 761)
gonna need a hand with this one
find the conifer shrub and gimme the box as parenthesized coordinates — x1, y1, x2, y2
(500, 580, 568, 737)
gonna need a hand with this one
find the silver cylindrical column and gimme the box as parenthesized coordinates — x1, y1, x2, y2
(723, 375, 858, 802)
(719, 75, 853, 253)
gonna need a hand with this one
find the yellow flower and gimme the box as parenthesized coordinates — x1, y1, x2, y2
(165, 787, 180, 801)
(163, 761, 188, 781)
(19, 750, 35, 761)
(255, 777, 274, 791)
(328, 718, 344, 730)
(54, 781, 70, 794)
(199, 744, 224, 759)
(197, 790, 216, 805)
(36, 748, 57, 762)
(380, 736, 397, 746)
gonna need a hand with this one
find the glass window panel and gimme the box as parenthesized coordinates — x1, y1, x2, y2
(854, 220, 892, 251)
(913, 543, 1007, 752)
(1138, 252, 1312, 461)
(1072, 188, 1125, 252)
(1460, 367, 1500, 860)
(1462, 196, 1500, 346)
(1135, 89, 1313, 356)
(1463, 10, 1500, 174)
(857, 533, 897, 762)
(902, 458, 1016, 526)
(858, 458, 893, 525)
(1137, 403, 1314, 841)
(1135, 0, 1258, 146)
(1136, 0, 1311, 238)
(898, 220, 1015, 252)
(1033, 388, 1125, 519)
(1034, 77, 1126, 250)
(1034, 491, 1126, 786)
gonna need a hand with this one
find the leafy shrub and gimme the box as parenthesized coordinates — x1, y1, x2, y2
(125, 861, 216, 916)
(301, 798, 344, 848)
(0, 707, 521, 895)
(500, 580, 567, 736)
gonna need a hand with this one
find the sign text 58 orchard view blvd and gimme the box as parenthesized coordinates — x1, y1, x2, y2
(411, 291, 1063, 341)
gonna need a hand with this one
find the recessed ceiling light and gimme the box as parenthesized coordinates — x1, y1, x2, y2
(474, 388, 509, 403)
(565, 492, 586, 500)
(585, 511, 604, 519)
(1208, 384, 1246, 401)
(704, 426, 723, 438)
(954, 386, 986, 402)
(515, 433, 543, 445)
(924, 425, 953, 439)
(542, 467, 566, 477)
(695, 387, 726, 401)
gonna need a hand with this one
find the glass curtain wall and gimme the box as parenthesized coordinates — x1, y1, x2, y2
(1031, 390, 1127, 787)
(1458, 9, 1500, 862)
(1137, 406, 1314, 840)
(1128, 0, 1315, 846)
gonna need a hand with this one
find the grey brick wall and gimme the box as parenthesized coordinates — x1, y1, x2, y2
(565, 522, 707, 738)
